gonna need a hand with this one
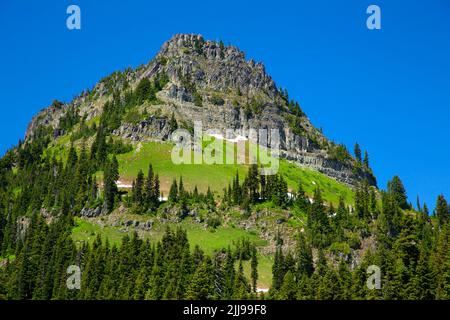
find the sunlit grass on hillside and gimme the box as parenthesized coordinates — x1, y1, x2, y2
(116, 140, 354, 206)
(116, 141, 248, 195)
(279, 161, 355, 205)
(71, 216, 273, 287)
(72, 217, 267, 254)
(43, 128, 354, 206)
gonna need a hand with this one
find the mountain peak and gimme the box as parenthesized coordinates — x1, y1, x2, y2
(153, 34, 278, 100)
(163, 33, 205, 47)
(24, 34, 376, 187)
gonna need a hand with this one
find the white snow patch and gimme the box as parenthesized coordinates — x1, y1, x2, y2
(208, 133, 248, 143)
(116, 180, 133, 189)
(116, 181, 167, 202)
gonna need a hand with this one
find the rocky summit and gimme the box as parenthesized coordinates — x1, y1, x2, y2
(25, 34, 376, 187)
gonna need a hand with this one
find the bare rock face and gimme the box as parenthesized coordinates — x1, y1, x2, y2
(25, 104, 64, 140)
(80, 207, 102, 218)
(24, 34, 376, 187)
(156, 34, 278, 98)
(16, 217, 30, 242)
(112, 115, 172, 142)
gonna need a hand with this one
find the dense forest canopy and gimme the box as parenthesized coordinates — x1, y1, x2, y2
(0, 116, 448, 300)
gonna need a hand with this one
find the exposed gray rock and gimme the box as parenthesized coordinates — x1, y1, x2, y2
(195, 217, 203, 223)
(124, 220, 133, 227)
(142, 220, 153, 230)
(16, 217, 30, 242)
(188, 208, 198, 217)
(112, 116, 172, 142)
(80, 207, 101, 218)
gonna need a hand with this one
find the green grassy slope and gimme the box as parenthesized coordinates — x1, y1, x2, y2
(116, 141, 248, 195)
(116, 140, 354, 205)
(72, 216, 273, 287)
(43, 128, 354, 205)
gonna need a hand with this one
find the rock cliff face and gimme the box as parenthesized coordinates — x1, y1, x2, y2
(155, 34, 278, 98)
(24, 34, 376, 187)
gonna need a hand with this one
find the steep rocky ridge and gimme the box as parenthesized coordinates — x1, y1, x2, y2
(24, 33, 376, 187)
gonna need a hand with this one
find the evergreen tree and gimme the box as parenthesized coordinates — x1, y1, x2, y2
(232, 171, 241, 205)
(154, 174, 160, 202)
(90, 123, 108, 165)
(246, 164, 260, 203)
(294, 180, 309, 212)
(104, 156, 119, 212)
(336, 259, 352, 299)
(250, 246, 258, 292)
(178, 176, 185, 201)
(334, 197, 349, 239)
(232, 260, 250, 299)
(410, 246, 433, 299)
(271, 244, 284, 291)
(168, 179, 178, 203)
(135, 77, 153, 104)
(186, 258, 214, 299)
(308, 188, 330, 247)
(435, 194, 449, 227)
(278, 271, 296, 300)
(354, 143, 362, 163)
(363, 150, 370, 168)
(144, 164, 154, 203)
(296, 233, 314, 277)
(388, 176, 409, 210)
(223, 248, 236, 299)
(133, 170, 145, 205)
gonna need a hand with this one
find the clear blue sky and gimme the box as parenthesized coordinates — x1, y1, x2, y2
(0, 0, 449, 209)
